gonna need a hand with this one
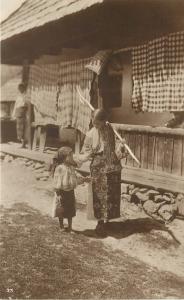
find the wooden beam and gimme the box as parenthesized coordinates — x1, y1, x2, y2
(113, 123, 184, 136)
(121, 165, 184, 194)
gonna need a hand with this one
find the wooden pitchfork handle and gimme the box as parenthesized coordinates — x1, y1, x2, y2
(107, 122, 141, 166)
(77, 86, 141, 166)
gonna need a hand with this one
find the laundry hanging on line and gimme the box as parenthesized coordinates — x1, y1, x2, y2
(28, 63, 59, 123)
(57, 58, 94, 134)
(132, 31, 184, 112)
(27, 58, 94, 133)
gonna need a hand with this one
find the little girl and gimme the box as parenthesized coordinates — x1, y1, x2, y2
(52, 146, 90, 232)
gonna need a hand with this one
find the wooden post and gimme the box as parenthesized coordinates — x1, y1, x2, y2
(27, 101, 32, 150)
(23, 59, 32, 149)
(96, 76, 103, 108)
(32, 126, 40, 150)
(22, 59, 29, 84)
(39, 126, 47, 152)
(75, 130, 81, 154)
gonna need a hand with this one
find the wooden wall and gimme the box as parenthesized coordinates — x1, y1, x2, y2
(114, 124, 184, 178)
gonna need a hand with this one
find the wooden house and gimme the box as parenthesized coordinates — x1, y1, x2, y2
(1, 0, 184, 193)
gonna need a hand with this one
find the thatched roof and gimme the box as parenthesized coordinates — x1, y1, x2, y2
(1, 0, 104, 41)
(1, 0, 183, 65)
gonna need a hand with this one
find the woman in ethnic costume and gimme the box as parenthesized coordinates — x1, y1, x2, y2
(81, 109, 124, 236)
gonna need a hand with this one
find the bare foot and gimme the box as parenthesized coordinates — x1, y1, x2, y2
(60, 227, 65, 232)
(66, 228, 74, 234)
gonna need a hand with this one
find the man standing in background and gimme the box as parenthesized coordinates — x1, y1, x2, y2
(12, 83, 27, 148)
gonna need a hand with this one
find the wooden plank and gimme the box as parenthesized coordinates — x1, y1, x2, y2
(125, 133, 131, 166)
(39, 126, 47, 152)
(2, 143, 184, 193)
(121, 166, 184, 194)
(1, 143, 52, 164)
(154, 135, 165, 172)
(147, 134, 156, 170)
(141, 134, 149, 169)
(133, 133, 142, 168)
(113, 123, 184, 136)
(78, 161, 184, 194)
(126, 132, 136, 166)
(172, 136, 183, 176)
(163, 136, 174, 173)
(122, 131, 129, 166)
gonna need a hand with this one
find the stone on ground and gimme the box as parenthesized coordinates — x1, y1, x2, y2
(146, 190, 160, 199)
(4, 155, 13, 163)
(158, 204, 175, 221)
(143, 200, 161, 214)
(0, 152, 6, 160)
(135, 192, 149, 202)
(34, 163, 44, 170)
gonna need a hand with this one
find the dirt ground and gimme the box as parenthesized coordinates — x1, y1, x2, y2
(1, 160, 184, 299)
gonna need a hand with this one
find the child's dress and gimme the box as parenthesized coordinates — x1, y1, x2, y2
(52, 164, 84, 218)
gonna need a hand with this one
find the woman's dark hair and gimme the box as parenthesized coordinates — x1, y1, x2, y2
(93, 108, 108, 122)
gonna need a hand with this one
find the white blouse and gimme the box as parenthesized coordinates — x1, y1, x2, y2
(78, 126, 125, 162)
(54, 164, 84, 191)
(12, 93, 26, 118)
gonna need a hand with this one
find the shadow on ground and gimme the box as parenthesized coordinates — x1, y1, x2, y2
(75, 218, 181, 245)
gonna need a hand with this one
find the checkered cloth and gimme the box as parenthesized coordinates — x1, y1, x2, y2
(132, 31, 184, 112)
(27, 59, 94, 131)
(57, 58, 94, 134)
(28, 64, 59, 122)
(85, 50, 112, 75)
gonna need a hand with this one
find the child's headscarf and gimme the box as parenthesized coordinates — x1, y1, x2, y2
(51, 146, 73, 176)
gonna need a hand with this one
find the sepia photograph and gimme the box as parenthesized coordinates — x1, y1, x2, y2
(0, 0, 184, 299)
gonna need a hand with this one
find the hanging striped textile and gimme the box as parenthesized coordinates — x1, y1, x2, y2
(85, 50, 112, 75)
(57, 58, 94, 134)
(132, 31, 184, 112)
(27, 58, 94, 131)
(28, 64, 59, 122)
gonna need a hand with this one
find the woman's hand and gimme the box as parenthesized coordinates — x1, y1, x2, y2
(115, 143, 128, 160)
(84, 176, 92, 183)
(54, 189, 61, 196)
